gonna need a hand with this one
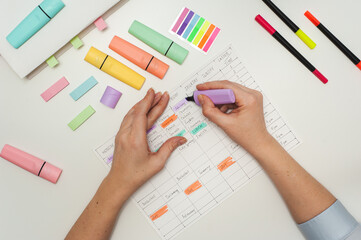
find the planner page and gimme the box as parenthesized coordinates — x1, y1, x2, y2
(94, 44, 301, 240)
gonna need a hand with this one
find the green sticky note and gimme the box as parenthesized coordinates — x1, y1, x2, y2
(70, 36, 83, 49)
(68, 105, 95, 131)
(191, 122, 207, 135)
(46, 55, 59, 68)
(188, 17, 205, 42)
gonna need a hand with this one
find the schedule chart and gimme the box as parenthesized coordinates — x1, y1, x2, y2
(94, 45, 301, 240)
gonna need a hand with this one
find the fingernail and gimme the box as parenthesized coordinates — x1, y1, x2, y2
(178, 138, 187, 146)
(147, 88, 154, 94)
(198, 95, 204, 105)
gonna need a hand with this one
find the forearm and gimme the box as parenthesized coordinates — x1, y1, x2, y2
(248, 134, 336, 224)
(66, 176, 130, 240)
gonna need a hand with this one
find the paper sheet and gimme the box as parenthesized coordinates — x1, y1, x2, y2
(94, 45, 301, 240)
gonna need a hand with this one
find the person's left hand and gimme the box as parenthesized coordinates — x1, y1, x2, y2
(108, 88, 187, 198)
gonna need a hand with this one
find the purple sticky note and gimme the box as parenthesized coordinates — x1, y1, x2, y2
(100, 86, 122, 109)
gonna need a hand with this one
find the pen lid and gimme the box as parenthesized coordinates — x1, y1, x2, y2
(39, 162, 62, 184)
(39, 0, 65, 18)
(147, 58, 169, 79)
(84, 47, 108, 69)
(166, 42, 188, 65)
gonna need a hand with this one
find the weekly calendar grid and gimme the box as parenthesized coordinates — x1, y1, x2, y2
(94, 45, 301, 240)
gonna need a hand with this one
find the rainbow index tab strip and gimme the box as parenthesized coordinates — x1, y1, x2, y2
(170, 7, 221, 54)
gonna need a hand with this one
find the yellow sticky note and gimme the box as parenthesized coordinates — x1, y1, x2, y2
(193, 20, 210, 46)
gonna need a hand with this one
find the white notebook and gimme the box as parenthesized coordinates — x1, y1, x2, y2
(0, 0, 121, 78)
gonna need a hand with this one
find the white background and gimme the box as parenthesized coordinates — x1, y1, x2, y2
(0, 0, 361, 239)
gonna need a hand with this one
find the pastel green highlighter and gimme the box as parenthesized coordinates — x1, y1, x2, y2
(129, 20, 188, 64)
(6, 0, 65, 49)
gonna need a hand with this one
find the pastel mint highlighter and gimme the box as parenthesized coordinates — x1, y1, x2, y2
(6, 0, 65, 49)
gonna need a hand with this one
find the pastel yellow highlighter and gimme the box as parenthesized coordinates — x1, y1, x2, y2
(84, 47, 145, 90)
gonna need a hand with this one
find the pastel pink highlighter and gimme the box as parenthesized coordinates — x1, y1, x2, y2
(0, 144, 62, 184)
(186, 89, 236, 106)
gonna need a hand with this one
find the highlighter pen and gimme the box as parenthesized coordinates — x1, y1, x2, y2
(129, 20, 189, 64)
(186, 89, 236, 106)
(305, 11, 361, 71)
(255, 15, 328, 84)
(109, 36, 169, 79)
(84, 47, 146, 90)
(262, 0, 316, 49)
(0, 144, 62, 184)
(6, 0, 65, 49)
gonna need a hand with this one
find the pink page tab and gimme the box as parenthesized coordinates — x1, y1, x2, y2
(41, 77, 69, 102)
(94, 17, 108, 31)
(203, 27, 221, 53)
(171, 7, 190, 33)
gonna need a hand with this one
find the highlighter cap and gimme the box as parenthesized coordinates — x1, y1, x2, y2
(84, 47, 107, 69)
(166, 42, 188, 65)
(147, 58, 169, 79)
(40, 0, 65, 18)
(193, 89, 236, 106)
(39, 162, 62, 184)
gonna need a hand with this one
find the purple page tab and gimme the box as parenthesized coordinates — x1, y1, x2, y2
(177, 11, 194, 36)
(172, 8, 189, 32)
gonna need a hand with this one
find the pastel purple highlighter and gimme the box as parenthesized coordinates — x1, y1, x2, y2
(186, 89, 236, 106)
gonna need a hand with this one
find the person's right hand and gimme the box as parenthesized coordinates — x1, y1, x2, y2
(196, 80, 271, 154)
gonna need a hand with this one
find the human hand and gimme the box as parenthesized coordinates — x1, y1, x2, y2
(196, 80, 271, 154)
(108, 89, 187, 198)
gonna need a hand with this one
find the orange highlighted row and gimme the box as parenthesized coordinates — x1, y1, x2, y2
(217, 156, 235, 172)
(184, 180, 202, 195)
(150, 205, 168, 221)
(161, 114, 178, 128)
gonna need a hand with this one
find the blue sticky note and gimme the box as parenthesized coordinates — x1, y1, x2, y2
(182, 14, 200, 39)
(70, 76, 98, 101)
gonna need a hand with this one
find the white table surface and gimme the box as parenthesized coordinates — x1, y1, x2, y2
(1, 0, 361, 239)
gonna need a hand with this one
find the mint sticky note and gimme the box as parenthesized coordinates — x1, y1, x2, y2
(70, 76, 98, 101)
(46, 55, 59, 68)
(70, 36, 83, 49)
(68, 105, 95, 131)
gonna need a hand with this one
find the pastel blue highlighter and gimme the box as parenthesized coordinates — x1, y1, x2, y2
(6, 0, 65, 49)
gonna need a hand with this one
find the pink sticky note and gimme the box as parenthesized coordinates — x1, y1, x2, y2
(94, 17, 107, 31)
(203, 27, 221, 53)
(41, 77, 69, 102)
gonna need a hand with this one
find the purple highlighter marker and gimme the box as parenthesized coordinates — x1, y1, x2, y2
(186, 89, 236, 106)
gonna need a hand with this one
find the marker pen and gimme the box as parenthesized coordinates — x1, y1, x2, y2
(84, 47, 146, 90)
(6, 0, 65, 49)
(186, 89, 236, 106)
(109, 36, 169, 79)
(0, 144, 62, 184)
(129, 20, 189, 64)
